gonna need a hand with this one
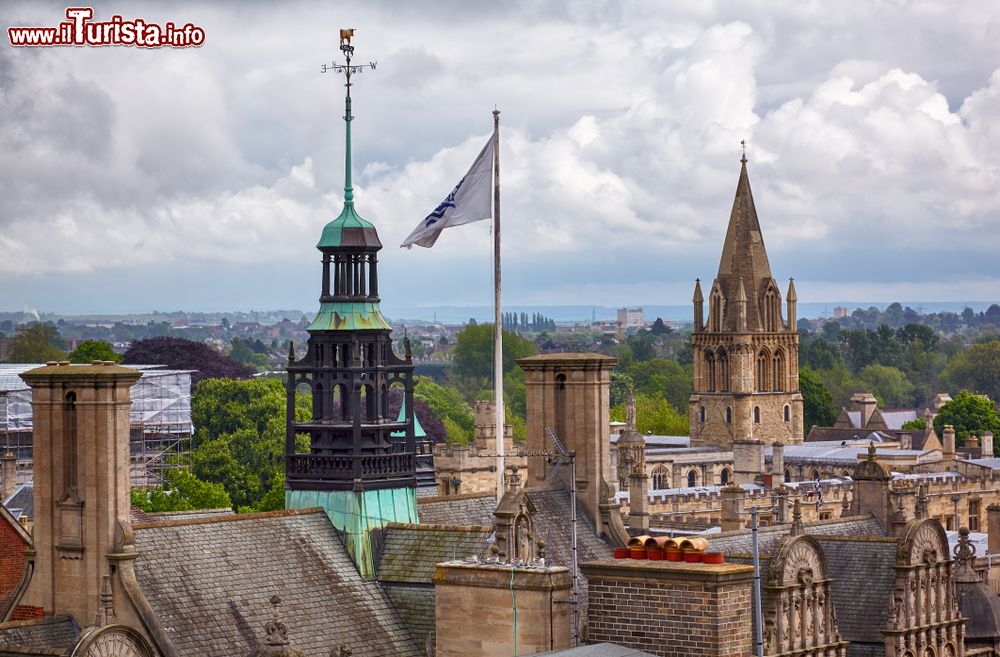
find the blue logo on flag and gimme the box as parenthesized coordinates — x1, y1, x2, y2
(424, 175, 466, 227)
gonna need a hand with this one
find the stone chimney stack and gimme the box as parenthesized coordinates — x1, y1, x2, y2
(943, 425, 957, 461)
(518, 353, 617, 537)
(17, 361, 141, 624)
(733, 440, 765, 485)
(721, 483, 745, 532)
(982, 431, 994, 458)
(851, 393, 878, 428)
(435, 562, 571, 657)
(988, 504, 1000, 555)
(1, 451, 16, 501)
(771, 442, 785, 486)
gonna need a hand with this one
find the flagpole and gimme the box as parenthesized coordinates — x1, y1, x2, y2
(492, 109, 505, 503)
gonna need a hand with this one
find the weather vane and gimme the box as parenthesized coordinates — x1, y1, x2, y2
(321, 28, 377, 206)
(740, 138, 748, 163)
(321, 29, 377, 94)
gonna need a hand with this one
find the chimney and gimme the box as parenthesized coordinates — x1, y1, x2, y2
(581, 558, 754, 657)
(988, 504, 1000, 555)
(721, 483, 745, 532)
(771, 443, 785, 486)
(1, 451, 16, 501)
(628, 461, 649, 533)
(983, 431, 994, 458)
(733, 440, 764, 485)
(851, 443, 892, 531)
(943, 425, 956, 461)
(851, 393, 878, 428)
(435, 562, 571, 657)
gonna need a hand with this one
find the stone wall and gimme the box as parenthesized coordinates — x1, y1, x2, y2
(582, 560, 754, 657)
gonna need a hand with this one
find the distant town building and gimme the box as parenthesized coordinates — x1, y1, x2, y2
(616, 307, 644, 330)
(832, 306, 850, 319)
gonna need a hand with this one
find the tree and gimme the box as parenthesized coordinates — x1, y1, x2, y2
(125, 337, 254, 385)
(858, 364, 915, 408)
(453, 325, 535, 381)
(901, 418, 926, 431)
(800, 368, 838, 434)
(932, 391, 1000, 445)
(944, 340, 1000, 402)
(412, 376, 475, 441)
(130, 468, 231, 512)
(650, 318, 672, 336)
(627, 359, 691, 413)
(68, 340, 122, 364)
(610, 393, 687, 436)
(610, 372, 634, 408)
(4, 322, 66, 363)
(188, 378, 310, 510)
(228, 338, 268, 371)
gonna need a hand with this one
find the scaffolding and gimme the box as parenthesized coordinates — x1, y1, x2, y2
(0, 364, 194, 488)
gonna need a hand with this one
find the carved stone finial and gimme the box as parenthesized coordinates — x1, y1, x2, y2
(96, 574, 116, 627)
(265, 595, 289, 646)
(916, 485, 929, 519)
(790, 499, 804, 536)
(404, 337, 413, 361)
(867, 441, 877, 460)
(626, 390, 636, 431)
(505, 465, 521, 493)
(953, 527, 976, 568)
(537, 538, 546, 561)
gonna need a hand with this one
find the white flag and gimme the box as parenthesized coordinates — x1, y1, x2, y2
(401, 132, 495, 248)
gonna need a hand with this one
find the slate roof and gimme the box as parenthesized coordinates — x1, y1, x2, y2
(704, 514, 887, 556)
(846, 409, 918, 430)
(132, 508, 420, 657)
(141, 507, 235, 522)
(378, 523, 492, 584)
(2, 485, 32, 521)
(416, 493, 496, 526)
(814, 536, 898, 653)
(0, 616, 79, 654)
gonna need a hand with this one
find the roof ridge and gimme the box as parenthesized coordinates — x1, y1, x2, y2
(133, 506, 325, 530)
(386, 521, 491, 533)
(418, 491, 495, 504)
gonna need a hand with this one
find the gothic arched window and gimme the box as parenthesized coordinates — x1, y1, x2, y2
(772, 349, 785, 392)
(687, 470, 697, 487)
(726, 407, 732, 424)
(784, 404, 790, 422)
(652, 466, 669, 490)
(756, 349, 770, 392)
(720, 468, 731, 485)
(754, 406, 761, 424)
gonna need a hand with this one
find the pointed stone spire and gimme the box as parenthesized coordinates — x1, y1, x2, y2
(693, 279, 704, 331)
(786, 278, 797, 329)
(714, 155, 775, 332)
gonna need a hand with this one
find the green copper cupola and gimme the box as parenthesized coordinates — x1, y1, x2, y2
(309, 35, 389, 332)
(286, 32, 418, 578)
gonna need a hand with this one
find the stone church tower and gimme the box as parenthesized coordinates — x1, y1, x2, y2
(690, 155, 803, 449)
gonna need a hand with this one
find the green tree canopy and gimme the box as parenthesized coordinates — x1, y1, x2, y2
(453, 325, 535, 381)
(188, 378, 310, 510)
(944, 340, 1000, 402)
(130, 467, 231, 512)
(4, 322, 66, 363)
(610, 393, 687, 436)
(857, 364, 915, 408)
(413, 376, 475, 443)
(800, 368, 838, 434)
(932, 391, 1000, 445)
(68, 340, 122, 364)
(626, 359, 692, 413)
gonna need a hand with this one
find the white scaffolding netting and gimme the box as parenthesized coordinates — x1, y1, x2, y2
(0, 364, 193, 434)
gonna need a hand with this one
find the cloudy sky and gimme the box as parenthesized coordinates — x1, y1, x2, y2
(2, 1, 999, 318)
